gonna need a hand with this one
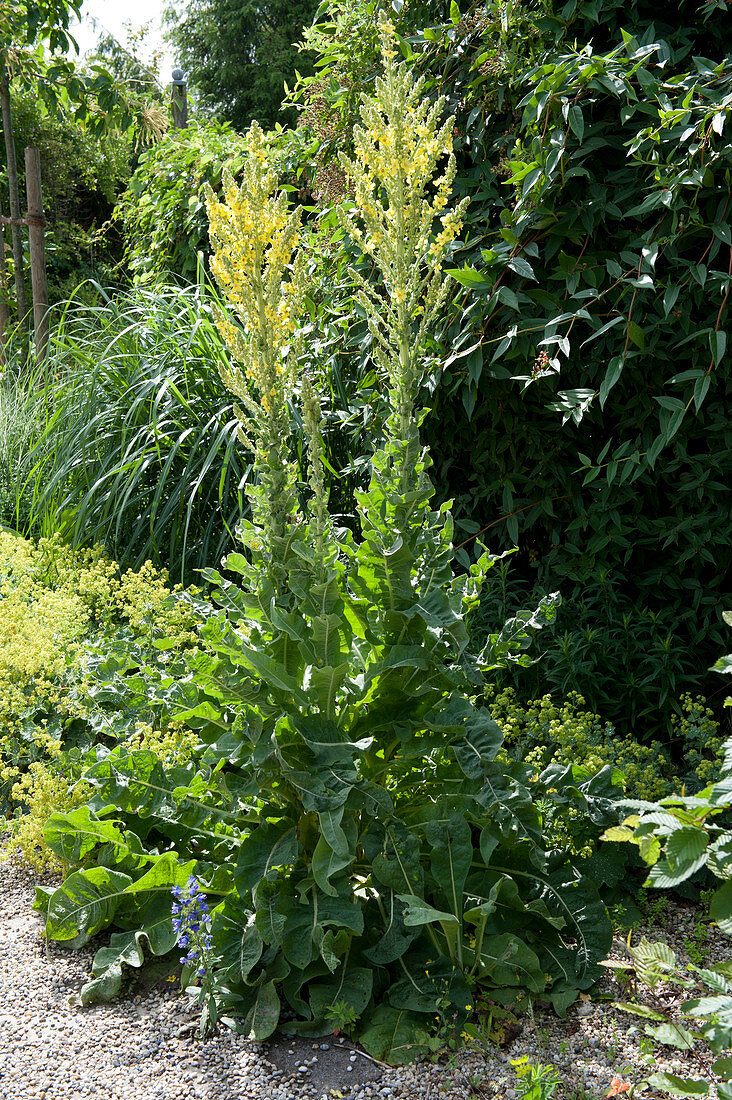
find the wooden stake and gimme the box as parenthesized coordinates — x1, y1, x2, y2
(0, 223, 7, 360)
(0, 68, 27, 323)
(24, 147, 49, 361)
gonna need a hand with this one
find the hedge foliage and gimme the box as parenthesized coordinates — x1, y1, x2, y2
(0, 87, 129, 301)
(289, 0, 732, 739)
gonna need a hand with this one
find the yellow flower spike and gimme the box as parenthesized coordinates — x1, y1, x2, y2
(205, 122, 309, 578)
(337, 14, 469, 431)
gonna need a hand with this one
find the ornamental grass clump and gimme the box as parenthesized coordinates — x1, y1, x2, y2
(39, 22, 615, 1061)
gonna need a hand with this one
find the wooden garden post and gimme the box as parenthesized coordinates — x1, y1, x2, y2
(0, 67, 27, 323)
(0, 223, 7, 358)
(24, 146, 48, 361)
(171, 69, 188, 129)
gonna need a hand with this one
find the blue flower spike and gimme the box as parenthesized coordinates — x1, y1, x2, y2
(170, 877, 213, 980)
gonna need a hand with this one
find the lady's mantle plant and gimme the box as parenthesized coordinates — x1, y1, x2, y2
(38, 22, 614, 1062)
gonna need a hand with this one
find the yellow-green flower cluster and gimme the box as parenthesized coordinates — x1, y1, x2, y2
(338, 17, 469, 425)
(115, 561, 201, 647)
(489, 687, 670, 801)
(3, 763, 92, 872)
(125, 719, 199, 767)
(0, 533, 203, 858)
(491, 687, 725, 799)
(0, 534, 90, 749)
(206, 127, 306, 405)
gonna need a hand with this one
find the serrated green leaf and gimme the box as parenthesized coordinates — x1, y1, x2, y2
(666, 826, 708, 872)
(710, 882, 732, 934)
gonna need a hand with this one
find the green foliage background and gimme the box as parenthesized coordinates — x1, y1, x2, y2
(291, 0, 732, 739)
(114, 121, 248, 283)
(0, 88, 129, 301)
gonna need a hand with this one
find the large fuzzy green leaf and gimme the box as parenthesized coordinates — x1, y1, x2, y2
(279, 885, 364, 970)
(85, 749, 170, 816)
(290, 714, 373, 762)
(312, 816, 358, 896)
(425, 816, 472, 918)
(245, 979, 281, 1040)
(477, 933, 545, 991)
(359, 1005, 432, 1065)
(43, 807, 144, 868)
(235, 820, 299, 896)
(397, 895, 460, 929)
(476, 764, 543, 843)
(45, 867, 133, 942)
(386, 957, 472, 1015)
(372, 825, 423, 894)
(308, 962, 373, 1025)
(363, 896, 417, 965)
(45, 853, 195, 945)
(79, 908, 178, 1006)
(441, 700, 503, 778)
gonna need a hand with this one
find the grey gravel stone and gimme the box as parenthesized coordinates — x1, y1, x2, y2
(0, 857, 723, 1100)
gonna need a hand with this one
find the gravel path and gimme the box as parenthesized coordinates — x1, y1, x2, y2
(0, 858, 726, 1100)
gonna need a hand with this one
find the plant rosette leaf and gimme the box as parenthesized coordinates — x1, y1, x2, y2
(359, 1005, 433, 1064)
(647, 1072, 709, 1098)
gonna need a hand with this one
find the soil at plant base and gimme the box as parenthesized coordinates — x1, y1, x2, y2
(263, 1033, 383, 1094)
(0, 856, 724, 1100)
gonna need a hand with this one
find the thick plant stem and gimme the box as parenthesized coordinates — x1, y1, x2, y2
(0, 67, 27, 323)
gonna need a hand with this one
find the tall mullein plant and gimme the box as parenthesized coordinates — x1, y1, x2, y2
(193, 21, 610, 1052)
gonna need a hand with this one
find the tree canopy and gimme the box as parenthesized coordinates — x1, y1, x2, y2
(163, 0, 318, 129)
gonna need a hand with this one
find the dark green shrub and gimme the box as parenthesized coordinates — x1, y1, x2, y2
(290, 0, 732, 740)
(0, 87, 129, 302)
